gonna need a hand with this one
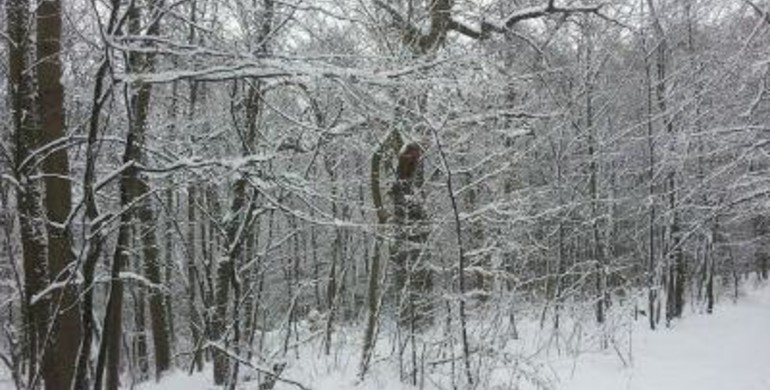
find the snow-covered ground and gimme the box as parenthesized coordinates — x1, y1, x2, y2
(555, 284, 770, 390)
(140, 283, 770, 390)
(2, 283, 768, 390)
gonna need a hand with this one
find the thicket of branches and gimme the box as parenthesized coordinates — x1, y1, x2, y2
(2, 0, 770, 389)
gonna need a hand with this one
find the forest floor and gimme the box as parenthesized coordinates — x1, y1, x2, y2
(553, 282, 770, 390)
(1, 282, 768, 390)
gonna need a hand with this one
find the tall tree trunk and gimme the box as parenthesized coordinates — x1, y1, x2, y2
(73, 43, 117, 390)
(126, 1, 172, 378)
(213, 79, 262, 385)
(647, 0, 685, 322)
(36, 0, 83, 386)
(96, 3, 170, 387)
(185, 65, 205, 373)
(96, 183, 133, 390)
(6, 0, 49, 384)
(323, 158, 340, 355)
(431, 126, 473, 385)
(583, 19, 605, 325)
(359, 133, 395, 378)
(643, 11, 658, 331)
(184, 0, 205, 372)
(212, 168, 253, 385)
(163, 83, 178, 351)
(186, 184, 205, 372)
(212, 2, 272, 382)
(132, 277, 150, 382)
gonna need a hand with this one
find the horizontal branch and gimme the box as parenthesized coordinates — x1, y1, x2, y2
(376, 1, 604, 41)
(116, 56, 451, 85)
(501, 3, 602, 30)
(30, 272, 169, 305)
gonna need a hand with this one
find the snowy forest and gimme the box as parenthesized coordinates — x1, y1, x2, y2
(2, 0, 770, 389)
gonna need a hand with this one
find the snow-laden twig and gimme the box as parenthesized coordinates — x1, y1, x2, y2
(206, 342, 312, 390)
(116, 56, 452, 85)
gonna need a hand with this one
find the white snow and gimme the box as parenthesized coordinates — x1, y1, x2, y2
(554, 285, 770, 390)
(134, 370, 214, 390)
(167, 283, 770, 390)
(0, 368, 10, 390)
(1, 283, 767, 390)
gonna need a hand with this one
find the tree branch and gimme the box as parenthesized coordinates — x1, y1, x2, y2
(744, 0, 770, 25)
(207, 343, 311, 390)
(375, 1, 604, 42)
(503, 3, 602, 30)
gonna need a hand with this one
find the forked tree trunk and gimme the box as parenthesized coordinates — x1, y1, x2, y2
(73, 3, 120, 380)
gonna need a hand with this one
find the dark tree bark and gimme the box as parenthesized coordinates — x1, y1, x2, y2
(186, 184, 205, 372)
(647, 0, 685, 322)
(359, 128, 400, 378)
(96, 184, 132, 390)
(7, 0, 50, 383)
(212, 130, 255, 385)
(185, 79, 206, 374)
(73, 48, 114, 390)
(35, 0, 83, 386)
(127, 2, 173, 378)
(391, 142, 431, 329)
(72, 5, 122, 387)
(132, 280, 150, 381)
(581, 20, 606, 325)
(96, 3, 171, 386)
(212, 2, 273, 384)
(754, 215, 769, 280)
(95, 114, 155, 389)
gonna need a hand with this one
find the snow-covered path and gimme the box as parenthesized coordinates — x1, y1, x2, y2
(559, 285, 770, 390)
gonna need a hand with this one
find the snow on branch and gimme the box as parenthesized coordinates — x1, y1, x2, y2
(116, 56, 451, 85)
(115, 272, 169, 293)
(206, 342, 311, 390)
(500, 2, 603, 30)
(377, 1, 604, 41)
(31, 272, 169, 305)
(447, 109, 554, 127)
